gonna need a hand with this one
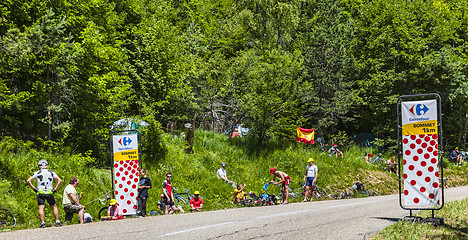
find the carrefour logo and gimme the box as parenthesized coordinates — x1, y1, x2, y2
(118, 137, 132, 146)
(409, 104, 429, 116)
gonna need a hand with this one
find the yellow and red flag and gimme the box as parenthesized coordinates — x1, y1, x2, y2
(296, 127, 315, 144)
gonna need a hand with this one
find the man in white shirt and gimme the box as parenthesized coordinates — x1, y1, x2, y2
(63, 177, 85, 224)
(303, 158, 318, 202)
(217, 163, 235, 186)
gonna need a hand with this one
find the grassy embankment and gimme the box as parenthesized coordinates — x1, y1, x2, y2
(1, 129, 467, 233)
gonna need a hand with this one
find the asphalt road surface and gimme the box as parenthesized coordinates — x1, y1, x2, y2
(3, 185, 468, 240)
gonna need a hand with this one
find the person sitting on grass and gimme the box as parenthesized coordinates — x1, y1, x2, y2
(329, 144, 344, 158)
(233, 183, 248, 203)
(363, 153, 373, 163)
(104, 199, 123, 220)
(157, 194, 185, 214)
(387, 156, 397, 174)
(190, 191, 204, 212)
(449, 147, 463, 166)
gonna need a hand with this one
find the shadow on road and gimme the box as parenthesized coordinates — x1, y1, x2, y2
(372, 217, 402, 223)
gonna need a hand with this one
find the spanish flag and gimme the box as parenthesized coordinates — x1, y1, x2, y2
(296, 127, 315, 144)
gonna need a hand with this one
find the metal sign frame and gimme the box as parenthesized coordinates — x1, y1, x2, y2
(397, 93, 444, 211)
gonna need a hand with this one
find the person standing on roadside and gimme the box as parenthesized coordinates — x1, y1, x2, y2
(269, 167, 290, 204)
(27, 159, 63, 228)
(137, 168, 151, 217)
(163, 172, 176, 214)
(63, 177, 85, 224)
(303, 158, 318, 202)
(217, 163, 235, 187)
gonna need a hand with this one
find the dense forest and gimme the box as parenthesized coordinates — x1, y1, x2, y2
(1, 0, 468, 162)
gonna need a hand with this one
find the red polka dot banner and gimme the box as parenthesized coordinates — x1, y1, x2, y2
(401, 99, 441, 209)
(113, 134, 139, 215)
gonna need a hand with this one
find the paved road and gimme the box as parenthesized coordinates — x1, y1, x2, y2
(3, 186, 468, 240)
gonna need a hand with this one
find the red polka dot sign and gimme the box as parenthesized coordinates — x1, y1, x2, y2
(401, 99, 440, 208)
(402, 134, 439, 207)
(113, 134, 139, 215)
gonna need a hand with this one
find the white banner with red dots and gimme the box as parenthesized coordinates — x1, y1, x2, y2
(113, 134, 139, 215)
(401, 100, 440, 208)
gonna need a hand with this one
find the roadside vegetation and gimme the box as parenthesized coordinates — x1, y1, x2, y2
(372, 198, 468, 239)
(1, 129, 467, 231)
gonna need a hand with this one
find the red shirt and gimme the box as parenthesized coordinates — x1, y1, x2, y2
(190, 197, 203, 208)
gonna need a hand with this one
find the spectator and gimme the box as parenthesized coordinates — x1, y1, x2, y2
(363, 153, 373, 163)
(62, 177, 85, 224)
(217, 163, 235, 187)
(163, 172, 177, 214)
(190, 191, 204, 212)
(106, 199, 123, 220)
(157, 194, 166, 214)
(158, 194, 184, 214)
(302, 158, 318, 202)
(233, 184, 248, 203)
(137, 168, 152, 217)
(27, 159, 63, 228)
(329, 144, 344, 158)
(83, 212, 92, 223)
(449, 147, 463, 166)
(269, 167, 290, 204)
(232, 128, 240, 138)
(387, 156, 397, 174)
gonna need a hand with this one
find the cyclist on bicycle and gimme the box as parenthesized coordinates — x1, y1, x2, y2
(269, 167, 290, 204)
(303, 158, 318, 202)
(27, 159, 63, 228)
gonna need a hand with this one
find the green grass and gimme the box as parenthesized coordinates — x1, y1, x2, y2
(372, 198, 468, 239)
(1, 129, 467, 232)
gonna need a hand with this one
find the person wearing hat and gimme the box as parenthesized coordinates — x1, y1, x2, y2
(268, 167, 290, 204)
(190, 191, 204, 212)
(62, 176, 85, 224)
(27, 159, 63, 228)
(303, 158, 318, 202)
(329, 143, 344, 158)
(363, 153, 373, 163)
(449, 147, 463, 166)
(217, 163, 235, 186)
(105, 199, 123, 220)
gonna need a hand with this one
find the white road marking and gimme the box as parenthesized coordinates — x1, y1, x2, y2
(161, 221, 235, 236)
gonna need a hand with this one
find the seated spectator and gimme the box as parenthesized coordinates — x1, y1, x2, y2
(105, 199, 123, 220)
(217, 163, 235, 186)
(232, 128, 240, 138)
(363, 153, 373, 163)
(190, 191, 204, 212)
(233, 183, 248, 203)
(449, 147, 463, 166)
(387, 156, 397, 174)
(329, 144, 344, 158)
(157, 194, 184, 214)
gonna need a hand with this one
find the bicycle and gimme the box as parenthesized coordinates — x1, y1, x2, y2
(260, 183, 279, 205)
(0, 207, 16, 230)
(172, 188, 192, 205)
(350, 182, 379, 197)
(298, 182, 329, 201)
(98, 196, 112, 221)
